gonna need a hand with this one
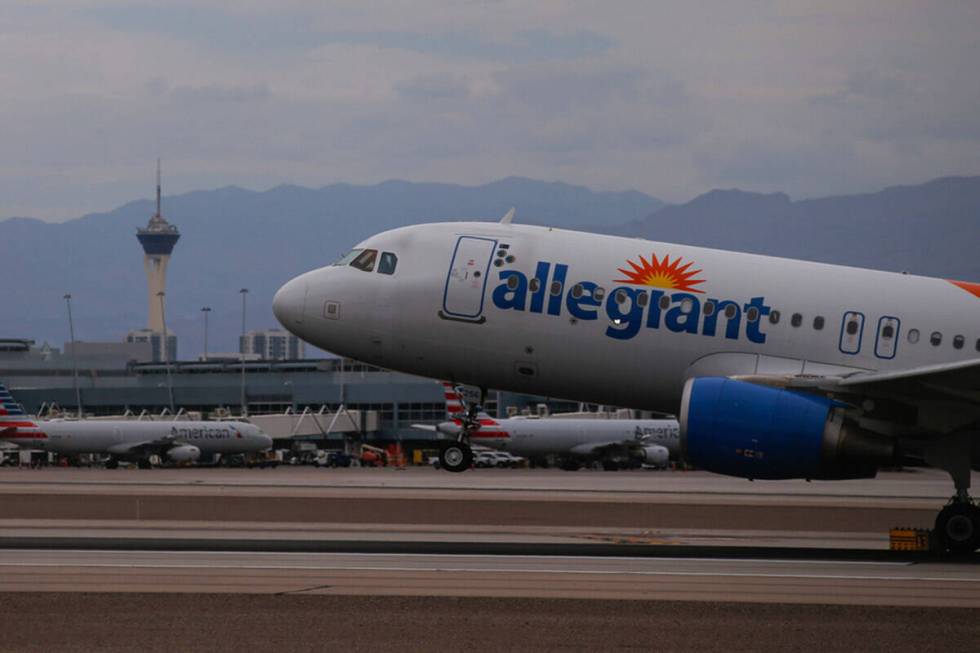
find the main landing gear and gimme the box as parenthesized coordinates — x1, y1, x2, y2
(438, 384, 485, 473)
(925, 432, 980, 554)
(935, 501, 980, 555)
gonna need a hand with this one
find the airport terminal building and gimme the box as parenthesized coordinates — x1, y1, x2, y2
(0, 338, 582, 445)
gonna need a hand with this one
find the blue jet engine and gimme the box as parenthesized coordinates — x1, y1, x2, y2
(680, 377, 895, 480)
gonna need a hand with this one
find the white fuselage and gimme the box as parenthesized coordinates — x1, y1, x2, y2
(274, 222, 980, 419)
(464, 417, 679, 458)
(1, 419, 272, 456)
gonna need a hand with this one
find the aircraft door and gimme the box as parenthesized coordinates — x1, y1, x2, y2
(441, 236, 497, 322)
(874, 316, 900, 359)
(838, 311, 865, 355)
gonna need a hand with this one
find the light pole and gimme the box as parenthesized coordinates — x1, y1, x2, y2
(200, 306, 211, 361)
(158, 291, 175, 414)
(239, 288, 248, 417)
(63, 294, 82, 418)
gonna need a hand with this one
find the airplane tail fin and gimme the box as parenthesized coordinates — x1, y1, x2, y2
(0, 383, 43, 442)
(0, 383, 27, 420)
(440, 382, 505, 440)
(442, 382, 492, 422)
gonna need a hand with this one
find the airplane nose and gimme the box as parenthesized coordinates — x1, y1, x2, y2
(259, 433, 273, 450)
(273, 276, 306, 329)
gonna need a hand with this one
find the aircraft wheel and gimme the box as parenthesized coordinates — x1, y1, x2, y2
(934, 502, 980, 554)
(439, 443, 472, 473)
(559, 458, 582, 471)
(137, 459, 153, 470)
(104, 458, 119, 470)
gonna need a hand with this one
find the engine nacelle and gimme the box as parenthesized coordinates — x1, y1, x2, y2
(680, 377, 895, 480)
(639, 445, 670, 467)
(167, 444, 201, 463)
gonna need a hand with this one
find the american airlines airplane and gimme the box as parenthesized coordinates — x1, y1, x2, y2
(414, 382, 677, 471)
(272, 213, 980, 553)
(0, 384, 272, 468)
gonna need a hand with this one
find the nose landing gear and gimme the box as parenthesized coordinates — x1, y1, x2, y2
(439, 441, 473, 473)
(437, 384, 485, 473)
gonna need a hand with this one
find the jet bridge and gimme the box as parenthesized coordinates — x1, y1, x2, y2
(246, 407, 377, 439)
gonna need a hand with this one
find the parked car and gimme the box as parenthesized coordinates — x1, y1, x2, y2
(489, 451, 524, 468)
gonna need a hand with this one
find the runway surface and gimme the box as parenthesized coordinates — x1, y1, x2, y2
(1, 466, 977, 651)
(3, 594, 977, 653)
(0, 466, 964, 551)
(1, 549, 978, 606)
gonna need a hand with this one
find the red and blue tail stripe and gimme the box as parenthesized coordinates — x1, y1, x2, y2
(0, 383, 46, 440)
(442, 382, 509, 439)
(0, 383, 27, 417)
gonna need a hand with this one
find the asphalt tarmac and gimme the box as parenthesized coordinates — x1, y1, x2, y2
(1, 549, 978, 606)
(0, 465, 977, 651)
(4, 594, 977, 653)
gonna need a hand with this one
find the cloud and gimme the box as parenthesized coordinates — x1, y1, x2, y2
(396, 74, 471, 101)
(78, 4, 614, 62)
(170, 83, 271, 104)
(1, 1, 979, 218)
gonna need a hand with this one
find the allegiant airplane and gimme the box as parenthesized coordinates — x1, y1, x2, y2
(272, 211, 980, 553)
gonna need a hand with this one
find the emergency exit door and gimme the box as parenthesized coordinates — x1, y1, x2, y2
(442, 236, 497, 321)
(874, 316, 900, 359)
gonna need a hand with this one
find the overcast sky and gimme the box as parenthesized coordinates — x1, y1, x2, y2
(3, 1, 979, 221)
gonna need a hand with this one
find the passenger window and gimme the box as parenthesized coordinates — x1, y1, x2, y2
(791, 313, 802, 327)
(930, 331, 942, 346)
(769, 310, 781, 324)
(953, 335, 964, 350)
(882, 325, 894, 339)
(846, 320, 859, 335)
(703, 301, 716, 316)
(377, 252, 397, 275)
(334, 249, 363, 266)
(746, 307, 759, 322)
(908, 328, 920, 344)
(350, 249, 377, 272)
(813, 316, 825, 330)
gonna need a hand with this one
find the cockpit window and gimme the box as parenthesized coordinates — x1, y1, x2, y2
(350, 249, 378, 272)
(333, 249, 363, 266)
(378, 252, 398, 275)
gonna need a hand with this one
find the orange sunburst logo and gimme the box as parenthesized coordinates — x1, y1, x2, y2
(615, 253, 706, 293)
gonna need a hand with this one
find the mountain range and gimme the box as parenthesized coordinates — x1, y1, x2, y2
(1, 175, 977, 358)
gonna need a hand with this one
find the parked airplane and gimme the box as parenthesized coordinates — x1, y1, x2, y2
(273, 213, 980, 553)
(0, 384, 272, 468)
(413, 382, 677, 471)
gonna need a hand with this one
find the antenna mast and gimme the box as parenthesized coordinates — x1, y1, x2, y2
(155, 158, 162, 218)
